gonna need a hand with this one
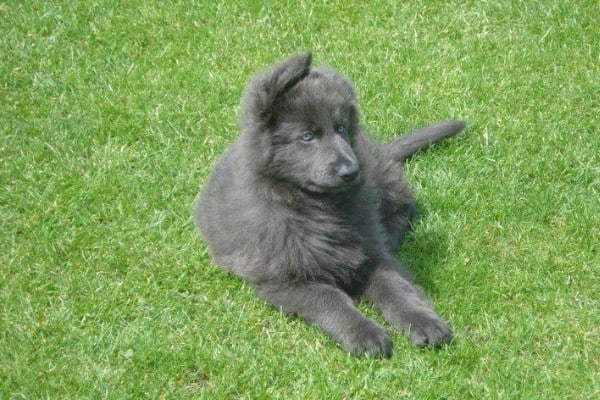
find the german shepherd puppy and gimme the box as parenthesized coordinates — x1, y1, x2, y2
(194, 53, 465, 358)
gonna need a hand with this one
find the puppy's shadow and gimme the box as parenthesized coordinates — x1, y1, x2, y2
(395, 207, 450, 295)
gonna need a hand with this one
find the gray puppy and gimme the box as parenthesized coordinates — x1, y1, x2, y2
(194, 53, 465, 358)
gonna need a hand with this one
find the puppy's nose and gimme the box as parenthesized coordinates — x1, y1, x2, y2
(338, 163, 360, 181)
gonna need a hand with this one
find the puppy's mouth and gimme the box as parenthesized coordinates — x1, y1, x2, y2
(305, 172, 361, 193)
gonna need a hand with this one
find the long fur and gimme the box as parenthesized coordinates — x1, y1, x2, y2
(194, 53, 465, 358)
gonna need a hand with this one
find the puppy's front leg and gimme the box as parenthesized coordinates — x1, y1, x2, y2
(257, 281, 392, 358)
(363, 266, 453, 347)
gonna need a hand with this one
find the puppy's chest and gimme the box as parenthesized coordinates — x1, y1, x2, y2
(282, 205, 378, 284)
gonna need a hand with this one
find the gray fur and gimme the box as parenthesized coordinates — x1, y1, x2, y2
(194, 53, 465, 358)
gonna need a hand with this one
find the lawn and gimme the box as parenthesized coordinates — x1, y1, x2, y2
(1, 0, 598, 398)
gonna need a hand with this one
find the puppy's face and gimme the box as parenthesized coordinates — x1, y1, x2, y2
(268, 72, 361, 193)
(241, 54, 363, 193)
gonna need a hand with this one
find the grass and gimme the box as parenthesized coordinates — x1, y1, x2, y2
(1, 0, 598, 398)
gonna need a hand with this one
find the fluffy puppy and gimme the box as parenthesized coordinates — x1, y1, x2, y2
(195, 53, 465, 358)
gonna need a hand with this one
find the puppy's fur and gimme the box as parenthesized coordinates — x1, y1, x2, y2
(194, 53, 465, 358)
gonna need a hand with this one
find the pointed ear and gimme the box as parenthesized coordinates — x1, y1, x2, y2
(241, 52, 312, 128)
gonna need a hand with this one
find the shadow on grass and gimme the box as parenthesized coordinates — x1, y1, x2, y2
(396, 207, 450, 295)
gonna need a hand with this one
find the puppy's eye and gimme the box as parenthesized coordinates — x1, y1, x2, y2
(335, 124, 346, 135)
(300, 131, 315, 142)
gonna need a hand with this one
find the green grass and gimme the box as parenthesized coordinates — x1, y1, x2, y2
(1, 0, 598, 398)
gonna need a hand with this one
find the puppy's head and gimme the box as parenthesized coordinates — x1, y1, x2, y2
(241, 53, 362, 193)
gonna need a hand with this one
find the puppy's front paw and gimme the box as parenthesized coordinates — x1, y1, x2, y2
(342, 319, 392, 358)
(406, 310, 453, 347)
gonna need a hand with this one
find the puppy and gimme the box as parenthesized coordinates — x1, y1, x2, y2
(194, 53, 465, 358)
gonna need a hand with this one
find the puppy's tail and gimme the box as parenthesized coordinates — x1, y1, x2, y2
(387, 120, 466, 161)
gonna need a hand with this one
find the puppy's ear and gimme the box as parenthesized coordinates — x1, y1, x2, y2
(242, 53, 312, 128)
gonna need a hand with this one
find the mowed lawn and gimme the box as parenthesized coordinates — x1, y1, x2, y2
(1, 1, 598, 398)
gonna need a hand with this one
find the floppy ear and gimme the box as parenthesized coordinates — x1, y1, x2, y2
(242, 52, 312, 129)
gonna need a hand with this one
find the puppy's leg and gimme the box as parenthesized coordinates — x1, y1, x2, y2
(363, 266, 452, 347)
(378, 190, 418, 251)
(257, 282, 392, 358)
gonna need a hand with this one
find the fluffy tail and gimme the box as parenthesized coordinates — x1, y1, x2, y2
(387, 120, 466, 161)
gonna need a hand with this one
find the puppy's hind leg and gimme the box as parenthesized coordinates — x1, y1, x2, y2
(362, 265, 453, 347)
(257, 282, 393, 358)
(378, 185, 418, 251)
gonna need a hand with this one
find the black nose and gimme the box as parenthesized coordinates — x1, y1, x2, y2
(338, 163, 360, 181)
